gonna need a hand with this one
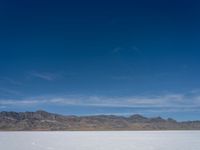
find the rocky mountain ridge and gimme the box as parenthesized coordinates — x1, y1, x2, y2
(0, 110, 200, 131)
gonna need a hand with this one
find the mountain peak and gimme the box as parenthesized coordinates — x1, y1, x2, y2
(0, 111, 200, 131)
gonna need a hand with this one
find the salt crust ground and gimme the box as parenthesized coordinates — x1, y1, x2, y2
(0, 131, 200, 150)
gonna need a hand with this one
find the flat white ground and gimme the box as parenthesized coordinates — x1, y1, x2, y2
(0, 131, 200, 150)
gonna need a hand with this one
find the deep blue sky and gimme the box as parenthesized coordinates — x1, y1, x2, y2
(0, 0, 200, 120)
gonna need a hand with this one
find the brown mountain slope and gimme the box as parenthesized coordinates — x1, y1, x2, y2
(0, 110, 200, 131)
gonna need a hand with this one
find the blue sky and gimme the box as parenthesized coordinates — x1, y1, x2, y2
(0, 0, 200, 120)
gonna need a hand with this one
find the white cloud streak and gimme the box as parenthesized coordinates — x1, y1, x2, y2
(0, 88, 21, 96)
(1, 92, 200, 109)
(0, 77, 22, 85)
(29, 71, 61, 81)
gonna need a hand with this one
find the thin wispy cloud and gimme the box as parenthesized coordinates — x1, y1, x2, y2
(0, 77, 22, 86)
(112, 46, 140, 54)
(1, 91, 200, 110)
(0, 100, 39, 105)
(0, 105, 7, 109)
(112, 47, 123, 53)
(29, 71, 61, 81)
(111, 75, 133, 80)
(0, 87, 21, 96)
(131, 46, 140, 52)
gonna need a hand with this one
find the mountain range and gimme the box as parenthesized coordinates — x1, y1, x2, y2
(0, 110, 200, 131)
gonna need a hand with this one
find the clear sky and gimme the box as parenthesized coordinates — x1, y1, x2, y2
(0, 0, 200, 120)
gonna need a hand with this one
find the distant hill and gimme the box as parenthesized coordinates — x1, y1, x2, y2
(0, 110, 200, 131)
